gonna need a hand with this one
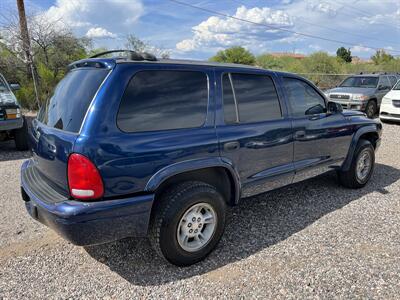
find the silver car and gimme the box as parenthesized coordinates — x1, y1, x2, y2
(325, 73, 398, 118)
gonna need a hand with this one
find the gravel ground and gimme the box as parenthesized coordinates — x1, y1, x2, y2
(0, 122, 399, 299)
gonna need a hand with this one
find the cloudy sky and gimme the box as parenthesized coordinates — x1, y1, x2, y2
(1, 0, 399, 59)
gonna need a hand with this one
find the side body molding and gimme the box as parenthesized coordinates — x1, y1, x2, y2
(341, 124, 380, 171)
(144, 157, 241, 204)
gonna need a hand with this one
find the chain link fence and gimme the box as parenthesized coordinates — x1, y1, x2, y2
(295, 73, 351, 91)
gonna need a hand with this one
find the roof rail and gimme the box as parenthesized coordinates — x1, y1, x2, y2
(89, 50, 157, 61)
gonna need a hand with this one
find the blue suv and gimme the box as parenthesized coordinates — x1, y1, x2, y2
(21, 51, 381, 266)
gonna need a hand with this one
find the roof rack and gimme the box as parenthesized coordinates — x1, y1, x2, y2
(89, 50, 157, 61)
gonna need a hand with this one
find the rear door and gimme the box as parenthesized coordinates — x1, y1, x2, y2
(216, 70, 294, 198)
(30, 64, 111, 193)
(281, 76, 353, 183)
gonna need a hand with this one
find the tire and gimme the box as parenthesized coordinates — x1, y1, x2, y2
(365, 101, 377, 119)
(14, 116, 29, 151)
(149, 181, 226, 266)
(338, 139, 375, 188)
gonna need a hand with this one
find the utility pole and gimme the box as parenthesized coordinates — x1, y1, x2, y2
(16, 0, 40, 108)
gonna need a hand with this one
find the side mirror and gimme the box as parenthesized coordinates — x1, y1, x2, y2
(327, 101, 343, 114)
(10, 83, 21, 91)
(378, 84, 389, 91)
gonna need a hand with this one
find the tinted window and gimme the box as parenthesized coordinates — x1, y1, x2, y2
(118, 70, 208, 132)
(283, 77, 326, 116)
(38, 68, 109, 133)
(222, 74, 238, 124)
(228, 73, 281, 123)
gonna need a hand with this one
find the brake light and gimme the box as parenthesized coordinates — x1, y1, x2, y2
(67, 153, 104, 200)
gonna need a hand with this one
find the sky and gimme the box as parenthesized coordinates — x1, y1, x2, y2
(1, 0, 399, 60)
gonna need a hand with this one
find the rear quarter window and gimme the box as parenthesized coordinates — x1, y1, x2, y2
(117, 70, 208, 133)
(38, 68, 109, 133)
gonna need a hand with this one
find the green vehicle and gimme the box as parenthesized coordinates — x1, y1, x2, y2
(0, 73, 29, 150)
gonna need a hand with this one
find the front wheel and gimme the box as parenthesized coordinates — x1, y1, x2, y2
(338, 139, 375, 188)
(149, 181, 226, 266)
(365, 101, 377, 119)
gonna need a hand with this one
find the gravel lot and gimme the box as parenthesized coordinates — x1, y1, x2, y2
(0, 121, 399, 299)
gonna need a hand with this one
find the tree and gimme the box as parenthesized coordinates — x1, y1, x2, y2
(371, 50, 394, 65)
(125, 34, 170, 59)
(210, 46, 255, 65)
(0, 9, 90, 108)
(336, 47, 352, 63)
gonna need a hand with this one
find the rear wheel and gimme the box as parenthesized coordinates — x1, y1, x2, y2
(338, 139, 375, 188)
(14, 117, 29, 151)
(149, 181, 226, 266)
(365, 101, 377, 119)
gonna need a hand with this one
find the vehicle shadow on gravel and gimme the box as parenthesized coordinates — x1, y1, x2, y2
(85, 163, 400, 286)
(0, 116, 34, 162)
(0, 140, 31, 162)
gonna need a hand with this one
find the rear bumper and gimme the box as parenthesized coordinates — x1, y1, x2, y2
(21, 160, 154, 246)
(0, 117, 23, 131)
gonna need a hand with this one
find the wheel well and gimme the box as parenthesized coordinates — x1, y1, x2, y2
(154, 167, 236, 206)
(359, 132, 379, 148)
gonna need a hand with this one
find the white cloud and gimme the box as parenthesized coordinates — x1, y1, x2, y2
(86, 27, 116, 39)
(176, 6, 294, 53)
(42, 0, 143, 29)
(360, 9, 400, 26)
(308, 2, 337, 16)
(309, 44, 322, 51)
(350, 45, 373, 54)
(35, 0, 144, 49)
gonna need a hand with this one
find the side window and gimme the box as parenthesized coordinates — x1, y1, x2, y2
(222, 74, 238, 124)
(118, 70, 208, 132)
(222, 73, 281, 124)
(283, 77, 326, 117)
(389, 76, 397, 87)
(379, 76, 391, 88)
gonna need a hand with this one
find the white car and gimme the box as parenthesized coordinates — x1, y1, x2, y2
(380, 80, 400, 123)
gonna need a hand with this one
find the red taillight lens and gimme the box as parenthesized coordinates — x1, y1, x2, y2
(67, 153, 104, 200)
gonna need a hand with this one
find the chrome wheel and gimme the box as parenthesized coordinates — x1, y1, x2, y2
(177, 203, 217, 252)
(356, 149, 372, 181)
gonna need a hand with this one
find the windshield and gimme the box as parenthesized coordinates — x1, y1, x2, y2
(38, 67, 109, 133)
(393, 80, 400, 90)
(0, 75, 10, 92)
(340, 76, 378, 88)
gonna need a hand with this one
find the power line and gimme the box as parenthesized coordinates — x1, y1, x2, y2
(323, 0, 400, 30)
(231, 0, 400, 46)
(169, 0, 400, 54)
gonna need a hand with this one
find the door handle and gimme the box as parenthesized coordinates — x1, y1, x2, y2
(294, 130, 306, 139)
(224, 141, 240, 151)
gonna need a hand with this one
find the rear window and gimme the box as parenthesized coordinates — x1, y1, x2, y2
(38, 68, 109, 133)
(117, 70, 208, 133)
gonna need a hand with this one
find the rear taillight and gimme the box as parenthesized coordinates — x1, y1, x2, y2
(67, 153, 104, 200)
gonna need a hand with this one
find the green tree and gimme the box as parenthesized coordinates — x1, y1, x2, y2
(210, 46, 255, 65)
(125, 34, 170, 58)
(336, 47, 352, 63)
(371, 50, 394, 65)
